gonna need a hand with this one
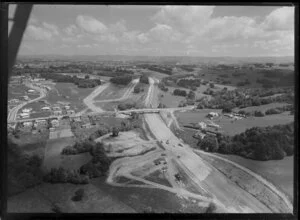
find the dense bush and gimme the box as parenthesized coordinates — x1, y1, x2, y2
(110, 75, 133, 85)
(254, 111, 265, 117)
(173, 89, 187, 97)
(80, 143, 111, 178)
(44, 167, 89, 184)
(177, 79, 201, 88)
(61, 141, 94, 155)
(197, 135, 218, 152)
(139, 74, 149, 84)
(117, 102, 136, 110)
(212, 123, 294, 161)
(72, 188, 85, 201)
(158, 82, 168, 92)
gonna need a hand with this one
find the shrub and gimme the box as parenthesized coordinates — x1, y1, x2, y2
(254, 110, 265, 117)
(173, 89, 187, 97)
(72, 188, 85, 201)
(265, 108, 282, 115)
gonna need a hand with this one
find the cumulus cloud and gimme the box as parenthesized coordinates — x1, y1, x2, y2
(261, 7, 294, 30)
(147, 23, 182, 42)
(152, 6, 215, 34)
(42, 22, 59, 36)
(76, 15, 107, 34)
(25, 25, 54, 40)
(65, 24, 79, 36)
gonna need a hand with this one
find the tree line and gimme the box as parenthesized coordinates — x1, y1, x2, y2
(196, 122, 294, 161)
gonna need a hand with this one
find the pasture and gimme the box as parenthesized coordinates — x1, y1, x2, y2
(44, 82, 94, 112)
(175, 109, 294, 136)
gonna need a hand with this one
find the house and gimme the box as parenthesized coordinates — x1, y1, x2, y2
(41, 106, 51, 111)
(19, 112, 29, 118)
(22, 108, 32, 113)
(64, 105, 70, 110)
(53, 110, 63, 116)
(207, 112, 219, 118)
(36, 119, 47, 126)
(53, 106, 61, 111)
(224, 113, 234, 118)
(81, 123, 92, 129)
(207, 123, 221, 129)
(198, 122, 207, 130)
(72, 116, 81, 122)
(67, 110, 75, 115)
(194, 131, 206, 140)
(23, 121, 33, 127)
(49, 127, 55, 132)
(51, 119, 59, 127)
(9, 99, 20, 104)
(23, 96, 29, 101)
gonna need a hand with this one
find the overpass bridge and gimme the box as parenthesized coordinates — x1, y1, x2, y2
(8, 106, 195, 124)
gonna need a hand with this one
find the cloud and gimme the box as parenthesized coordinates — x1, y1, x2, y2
(65, 24, 79, 36)
(76, 15, 107, 34)
(152, 6, 215, 34)
(42, 22, 59, 36)
(147, 24, 182, 42)
(25, 25, 53, 40)
(261, 7, 294, 30)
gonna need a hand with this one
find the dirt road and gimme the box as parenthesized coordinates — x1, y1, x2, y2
(83, 83, 111, 113)
(84, 79, 139, 113)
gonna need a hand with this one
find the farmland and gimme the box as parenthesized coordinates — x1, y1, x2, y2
(175, 109, 294, 136)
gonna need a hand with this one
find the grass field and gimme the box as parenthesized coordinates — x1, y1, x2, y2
(236, 102, 291, 113)
(42, 137, 76, 171)
(7, 181, 135, 213)
(44, 82, 94, 112)
(176, 109, 294, 136)
(94, 83, 128, 101)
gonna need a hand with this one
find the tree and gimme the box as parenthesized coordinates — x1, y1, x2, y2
(187, 90, 196, 100)
(85, 75, 90, 79)
(112, 127, 119, 137)
(72, 188, 85, 201)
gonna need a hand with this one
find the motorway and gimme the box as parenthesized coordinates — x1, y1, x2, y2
(142, 77, 292, 213)
(7, 83, 47, 121)
(7, 75, 293, 212)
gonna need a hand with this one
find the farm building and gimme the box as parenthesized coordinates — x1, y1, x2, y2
(22, 108, 32, 113)
(36, 119, 47, 125)
(27, 89, 35, 93)
(207, 112, 219, 118)
(41, 106, 51, 111)
(22, 96, 29, 101)
(23, 121, 33, 127)
(198, 122, 207, 130)
(67, 110, 75, 115)
(19, 113, 29, 118)
(81, 123, 92, 129)
(224, 113, 234, 118)
(53, 106, 61, 111)
(9, 99, 20, 104)
(53, 110, 63, 116)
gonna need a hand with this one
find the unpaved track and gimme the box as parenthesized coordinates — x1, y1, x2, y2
(94, 78, 139, 103)
(83, 83, 111, 113)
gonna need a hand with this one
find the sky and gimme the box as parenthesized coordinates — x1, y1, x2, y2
(9, 5, 295, 57)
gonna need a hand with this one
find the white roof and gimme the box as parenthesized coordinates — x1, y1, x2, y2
(41, 106, 50, 109)
(20, 112, 29, 116)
